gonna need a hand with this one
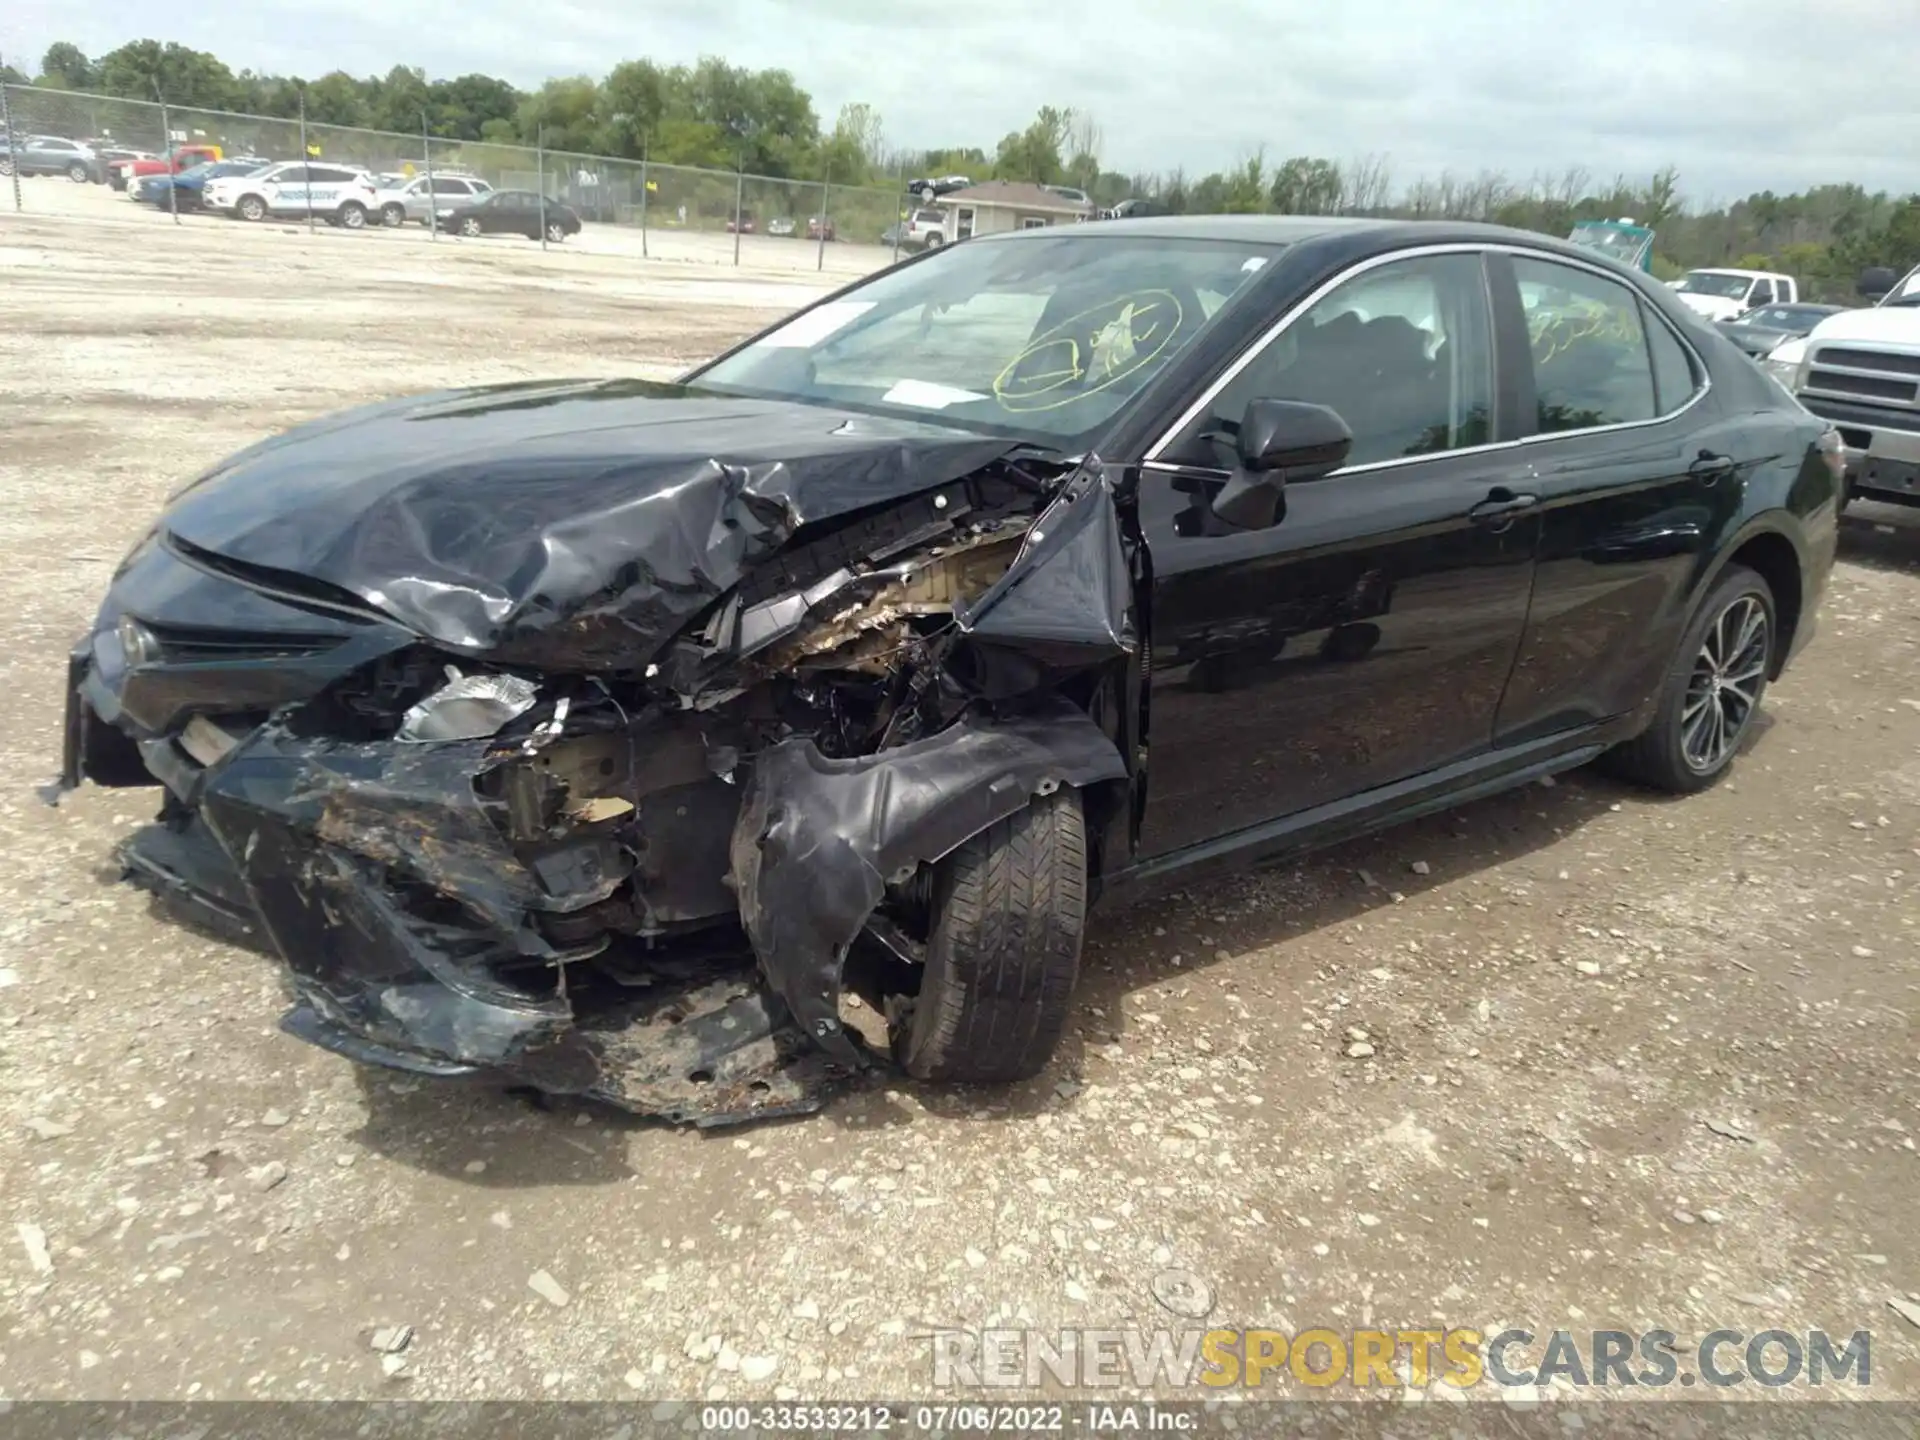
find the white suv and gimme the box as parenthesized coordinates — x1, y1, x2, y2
(205, 162, 382, 229)
(374, 173, 493, 227)
(904, 208, 949, 250)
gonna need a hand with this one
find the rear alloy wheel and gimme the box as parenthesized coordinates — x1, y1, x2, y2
(236, 194, 268, 222)
(459, 216, 483, 238)
(924, 232, 945, 249)
(381, 202, 406, 227)
(0, 158, 15, 177)
(68, 161, 91, 183)
(1601, 565, 1774, 793)
(336, 201, 368, 230)
(892, 788, 1087, 1084)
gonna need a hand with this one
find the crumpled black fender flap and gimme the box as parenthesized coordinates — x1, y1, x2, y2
(729, 700, 1127, 1065)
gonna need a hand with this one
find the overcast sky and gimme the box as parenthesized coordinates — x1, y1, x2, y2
(7, 0, 1917, 203)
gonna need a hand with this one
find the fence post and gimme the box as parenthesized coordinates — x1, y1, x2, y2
(638, 139, 648, 259)
(422, 110, 436, 240)
(0, 76, 21, 213)
(816, 166, 830, 273)
(733, 156, 744, 267)
(154, 80, 178, 226)
(537, 126, 548, 251)
(892, 158, 905, 263)
(298, 88, 313, 235)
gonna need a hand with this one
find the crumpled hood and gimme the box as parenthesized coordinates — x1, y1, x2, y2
(160, 378, 1020, 670)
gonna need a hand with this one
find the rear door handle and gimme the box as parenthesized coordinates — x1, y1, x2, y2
(1468, 488, 1540, 526)
(1690, 451, 1737, 483)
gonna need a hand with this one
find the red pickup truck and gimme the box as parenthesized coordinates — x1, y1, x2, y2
(109, 145, 222, 191)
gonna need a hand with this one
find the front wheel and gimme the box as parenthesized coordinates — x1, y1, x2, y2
(381, 203, 406, 227)
(545, 220, 568, 243)
(459, 216, 483, 238)
(892, 788, 1087, 1084)
(0, 158, 15, 178)
(68, 161, 91, 183)
(236, 194, 268, 222)
(1600, 565, 1775, 793)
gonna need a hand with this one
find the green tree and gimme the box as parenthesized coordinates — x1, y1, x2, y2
(429, 74, 522, 141)
(95, 40, 239, 109)
(303, 70, 369, 126)
(38, 42, 95, 90)
(993, 105, 1073, 184)
(1270, 155, 1341, 214)
(0, 61, 28, 86)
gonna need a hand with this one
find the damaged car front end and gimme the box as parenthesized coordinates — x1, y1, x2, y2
(59, 381, 1149, 1124)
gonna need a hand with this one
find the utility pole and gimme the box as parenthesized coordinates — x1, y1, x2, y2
(537, 124, 548, 251)
(422, 109, 437, 239)
(154, 78, 178, 225)
(298, 85, 313, 234)
(0, 60, 22, 212)
(732, 151, 744, 267)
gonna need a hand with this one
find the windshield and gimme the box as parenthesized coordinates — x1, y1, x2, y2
(1884, 265, 1920, 307)
(691, 235, 1282, 442)
(1674, 272, 1755, 299)
(1567, 224, 1650, 263)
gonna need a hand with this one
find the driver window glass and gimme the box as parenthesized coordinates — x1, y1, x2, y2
(1166, 253, 1495, 471)
(1750, 280, 1774, 305)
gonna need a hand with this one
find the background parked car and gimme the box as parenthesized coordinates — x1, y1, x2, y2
(1716, 303, 1845, 358)
(376, 172, 493, 227)
(115, 145, 223, 191)
(902, 208, 949, 250)
(807, 215, 836, 242)
(726, 211, 757, 234)
(131, 158, 269, 211)
(442, 189, 581, 241)
(0, 134, 105, 183)
(767, 216, 797, 237)
(905, 174, 970, 204)
(204, 162, 383, 229)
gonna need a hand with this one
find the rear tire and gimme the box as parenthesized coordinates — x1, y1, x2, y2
(893, 788, 1087, 1084)
(1600, 564, 1775, 794)
(381, 202, 406, 227)
(925, 232, 945, 249)
(0, 158, 15, 178)
(336, 201, 367, 230)
(459, 216, 483, 238)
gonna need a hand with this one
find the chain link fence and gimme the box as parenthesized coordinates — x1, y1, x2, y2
(1, 83, 910, 275)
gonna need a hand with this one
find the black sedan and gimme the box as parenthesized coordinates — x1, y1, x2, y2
(444, 188, 581, 241)
(1717, 302, 1845, 358)
(57, 217, 1841, 1126)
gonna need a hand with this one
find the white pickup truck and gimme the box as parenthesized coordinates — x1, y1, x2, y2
(1670, 267, 1799, 322)
(1765, 262, 1920, 509)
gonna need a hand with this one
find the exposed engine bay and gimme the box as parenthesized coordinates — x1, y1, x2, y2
(63, 412, 1138, 1125)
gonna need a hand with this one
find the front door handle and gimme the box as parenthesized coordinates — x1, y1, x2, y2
(1468, 488, 1540, 526)
(1690, 451, 1737, 483)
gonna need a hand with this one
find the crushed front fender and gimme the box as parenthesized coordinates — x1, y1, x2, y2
(729, 701, 1128, 1066)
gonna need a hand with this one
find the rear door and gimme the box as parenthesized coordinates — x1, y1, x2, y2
(1488, 250, 1743, 744)
(1135, 248, 1543, 858)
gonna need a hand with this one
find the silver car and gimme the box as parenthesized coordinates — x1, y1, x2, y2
(374, 173, 493, 227)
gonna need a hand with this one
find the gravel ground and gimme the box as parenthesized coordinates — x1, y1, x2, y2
(1, 207, 1917, 1409)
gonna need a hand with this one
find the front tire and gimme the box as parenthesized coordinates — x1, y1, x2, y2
(381, 202, 406, 227)
(1601, 565, 1774, 793)
(68, 161, 90, 183)
(236, 194, 268, 222)
(893, 788, 1087, 1084)
(545, 220, 568, 243)
(459, 216, 483, 238)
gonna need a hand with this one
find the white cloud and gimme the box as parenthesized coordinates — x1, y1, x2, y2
(8, 0, 1919, 200)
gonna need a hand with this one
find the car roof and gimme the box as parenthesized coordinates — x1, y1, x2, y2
(980, 214, 1674, 268)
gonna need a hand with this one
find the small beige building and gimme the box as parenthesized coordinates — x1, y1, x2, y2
(934, 181, 1093, 243)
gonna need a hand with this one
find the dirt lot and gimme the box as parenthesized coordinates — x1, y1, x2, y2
(1, 206, 1917, 1409)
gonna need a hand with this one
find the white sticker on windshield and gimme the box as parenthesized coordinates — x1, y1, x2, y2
(1241, 256, 1268, 272)
(753, 300, 875, 348)
(880, 379, 989, 410)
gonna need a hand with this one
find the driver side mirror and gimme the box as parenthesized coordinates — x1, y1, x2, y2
(1210, 399, 1354, 530)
